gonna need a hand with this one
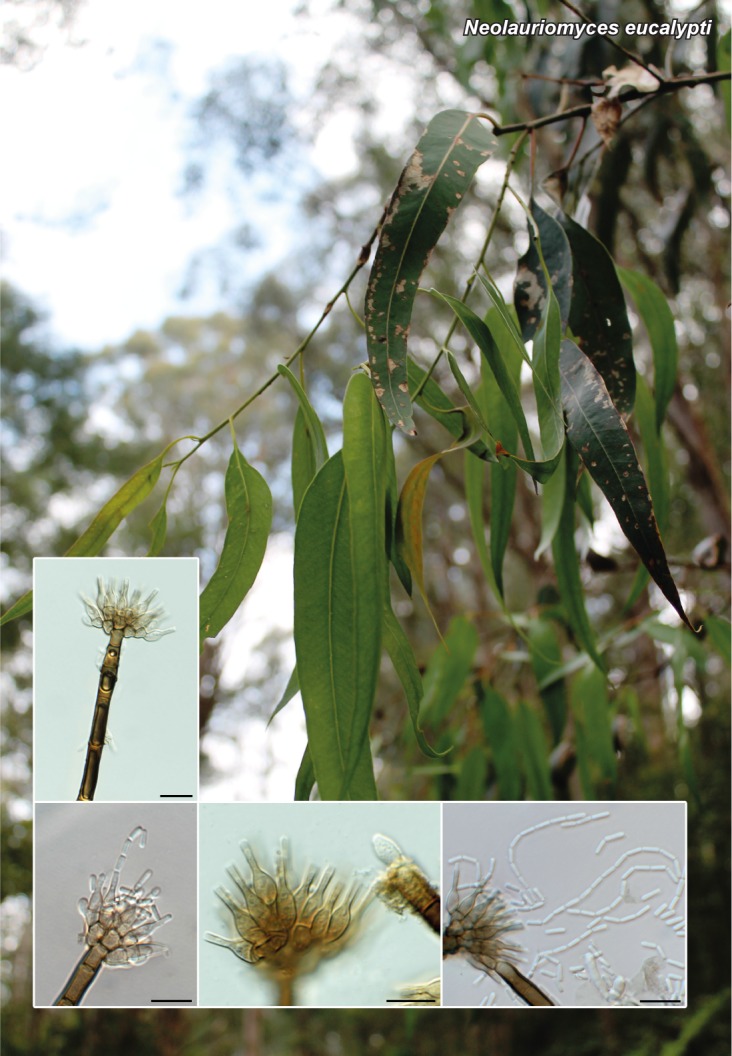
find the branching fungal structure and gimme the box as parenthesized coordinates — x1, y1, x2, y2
(371, 834, 441, 1003)
(372, 833, 441, 934)
(443, 860, 555, 1007)
(54, 826, 172, 1006)
(206, 838, 372, 1006)
(77, 579, 174, 801)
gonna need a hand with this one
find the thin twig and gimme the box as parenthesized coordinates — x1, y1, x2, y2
(172, 217, 384, 468)
(492, 70, 730, 137)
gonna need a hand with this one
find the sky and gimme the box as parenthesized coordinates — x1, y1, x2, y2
(1, 0, 371, 349)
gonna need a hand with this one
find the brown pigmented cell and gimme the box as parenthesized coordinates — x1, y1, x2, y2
(206, 839, 372, 1006)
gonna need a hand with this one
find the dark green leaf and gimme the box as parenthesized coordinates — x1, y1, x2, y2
(294, 745, 315, 801)
(418, 616, 478, 726)
(294, 452, 378, 800)
(516, 701, 552, 799)
(279, 364, 329, 517)
(479, 687, 522, 800)
(559, 214, 635, 415)
(527, 616, 567, 744)
(2, 452, 167, 627)
(455, 746, 488, 800)
(514, 198, 572, 339)
(560, 338, 692, 630)
(199, 444, 272, 646)
(340, 371, 388, 791)
(383, 603, 446, 759)
(267, 666, 300, 727)
(618, 267, 678, 431)
(625, 374, 670, 608)
(570, 665, 616, 798)
(147, 502, 168, 557)
(365, 109, 494, 433)
(551, 445, 606, 671)
(705, 615, 731, 666)
(408, 356, 494, 462)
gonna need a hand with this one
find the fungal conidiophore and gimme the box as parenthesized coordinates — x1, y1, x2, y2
(77, 579, 174, 801)
(443, 861, 555, 1007)
(206, 837, 372, 1006)
(371, 833, 441, 934)
(54, 826, 172, 1006)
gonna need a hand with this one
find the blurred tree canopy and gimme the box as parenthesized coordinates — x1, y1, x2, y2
(1, 0, 730, 1049)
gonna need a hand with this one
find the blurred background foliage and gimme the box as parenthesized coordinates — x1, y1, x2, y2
(1, 0, 730, 1050)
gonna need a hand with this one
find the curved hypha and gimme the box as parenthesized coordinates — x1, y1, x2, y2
(206, 837, 372, 1006)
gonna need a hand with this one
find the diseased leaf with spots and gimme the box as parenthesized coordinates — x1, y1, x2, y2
(514, 198, 572, 339)
(560, 338, 693, 630)
(199, 444, 272, 647)
(559, 214, 635, 415)
(365, 109, 494, 433)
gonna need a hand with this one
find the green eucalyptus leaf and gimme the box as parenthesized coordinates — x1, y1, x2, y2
(479, 687, 522, 800)
(383, 603, 446, 758)
(2, 452, 167, 627)
(618, 267, 678, 431)
(199, 444, 272, 646)
(570, 665, 617, 798)
(516, 701, 552, 800)
(293, 451, 378, 800)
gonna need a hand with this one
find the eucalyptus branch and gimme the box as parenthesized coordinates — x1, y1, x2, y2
(172, 221, 382, 468)
(491, 70, 730, 137)
(411, 130, 529, 400)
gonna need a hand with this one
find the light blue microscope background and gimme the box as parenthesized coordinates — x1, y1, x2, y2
(34, 557, 199, 802)
(199, 802, 442, 1007)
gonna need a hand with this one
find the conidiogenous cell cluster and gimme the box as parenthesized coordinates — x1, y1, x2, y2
(206, 837, 373, 1006)
(54, 826, 172, 1007)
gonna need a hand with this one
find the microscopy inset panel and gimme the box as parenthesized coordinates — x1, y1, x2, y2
(442, 801, 686, 1008)
(199, 802, 441, 1007)
(34, 802, 197, 1007)
(34, 557, 198, 802)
